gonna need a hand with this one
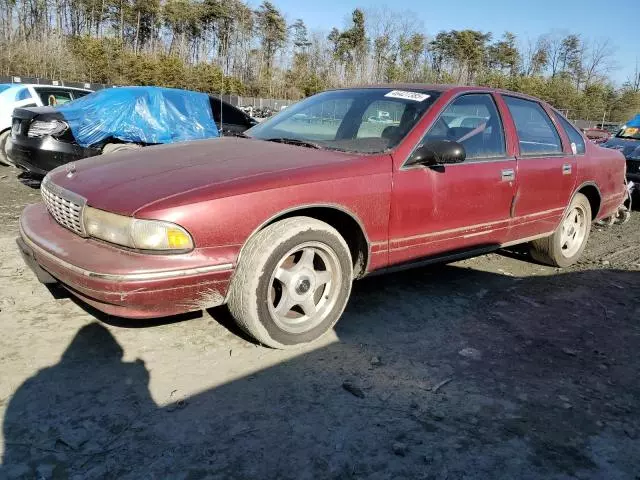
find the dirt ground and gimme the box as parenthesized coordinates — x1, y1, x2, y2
(0, 170, 639, 480)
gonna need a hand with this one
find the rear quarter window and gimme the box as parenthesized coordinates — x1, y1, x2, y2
(15, 88, 33, 101)
(554, 112, 586, 155)
(210, 97, 249, 126)
(72, 90, 91, 100)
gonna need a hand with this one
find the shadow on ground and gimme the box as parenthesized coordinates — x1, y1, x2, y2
(2, 266, 639, 479)
(16, 172, 42, 190)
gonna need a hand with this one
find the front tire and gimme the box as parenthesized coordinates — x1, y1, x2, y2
(228, 217, 353, 349)
(0, 129, 12, 166)
(530, 193, 592, 268)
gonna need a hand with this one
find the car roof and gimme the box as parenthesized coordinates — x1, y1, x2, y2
(335, 83, 546, 103)
(0, 83, 92, 92)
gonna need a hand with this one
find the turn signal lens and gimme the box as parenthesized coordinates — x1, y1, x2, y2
(167, 228, 192, 249)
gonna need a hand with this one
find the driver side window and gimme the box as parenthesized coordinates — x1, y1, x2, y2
(420, 94, 506, 160)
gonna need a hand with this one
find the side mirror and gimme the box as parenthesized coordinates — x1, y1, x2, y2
(408, 140, 466, 166)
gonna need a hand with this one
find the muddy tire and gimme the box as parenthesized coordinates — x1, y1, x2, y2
(227, 217, 353, 349)
(530, 193, 592, 268)
(0, 129, 12, 166)
(102, 143, 142, 155)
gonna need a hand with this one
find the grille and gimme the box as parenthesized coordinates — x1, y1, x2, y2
(41, 178, 87, 236)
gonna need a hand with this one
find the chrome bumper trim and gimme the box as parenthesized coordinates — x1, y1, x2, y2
(20, 223, 233, 282)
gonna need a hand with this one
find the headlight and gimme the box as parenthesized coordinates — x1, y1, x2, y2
(28, 119, 68, 138)
(83, 207, 193, 251)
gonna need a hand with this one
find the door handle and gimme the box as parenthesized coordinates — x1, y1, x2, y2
(501, 169, 515, 181)
(562, 163, 572, 175)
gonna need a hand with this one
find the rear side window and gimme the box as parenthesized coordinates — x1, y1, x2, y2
(504, 96, 563, 155)
(34, 88, 73, 106)
(15, 88, 33, 101)
(72, 90, 91, 100)
(210, 98, 250, 126)
(554, 112, 586, 155)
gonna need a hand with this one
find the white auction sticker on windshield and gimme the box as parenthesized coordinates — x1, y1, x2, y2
(384, 90, 430, 102)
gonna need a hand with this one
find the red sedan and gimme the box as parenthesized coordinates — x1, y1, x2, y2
(18, 85, 627, 348)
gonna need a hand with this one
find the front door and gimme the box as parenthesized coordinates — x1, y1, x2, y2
(502, 95, 578, 241)
(389, 93, 517, 265)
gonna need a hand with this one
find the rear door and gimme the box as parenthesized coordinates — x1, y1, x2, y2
(388, 92, 517, 264)
(502, 95, 577, 241)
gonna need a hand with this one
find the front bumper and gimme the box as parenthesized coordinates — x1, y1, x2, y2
(8, 134, 99, 175)
(19, 203, 235, 319)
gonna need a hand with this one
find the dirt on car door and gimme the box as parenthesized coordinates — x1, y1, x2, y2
(388, 93, 517, 265)
(501, 95, 577, 241)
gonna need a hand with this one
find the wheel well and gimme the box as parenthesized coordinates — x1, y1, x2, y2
(577, 185, 601, 220)
(264, 207, 369, 278)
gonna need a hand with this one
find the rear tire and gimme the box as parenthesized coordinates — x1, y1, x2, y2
(530, 193, 592, 268)
(227, 217, 353, 349)
(0, 130, 12, 166)
(102, 143, 142, 155)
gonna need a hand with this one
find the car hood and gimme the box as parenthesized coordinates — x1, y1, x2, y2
(46, 137, 366, 216)
(601, 136, 640, 158)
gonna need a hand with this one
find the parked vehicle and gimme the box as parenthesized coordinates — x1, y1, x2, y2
(0, 83, 91, 165)
(18, 85, 627, 348)
(8, 86, 257, 175)
(583, 127, 610, 144)
(597, 122, 621, 135)
(367, 110, 394, 123)
(601, 115, 640, 182)
(442, 114, 489, 128)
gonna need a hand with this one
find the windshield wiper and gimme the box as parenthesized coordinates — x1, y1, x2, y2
(264, 137, 322, 149)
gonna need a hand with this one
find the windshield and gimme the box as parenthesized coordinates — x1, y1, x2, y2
(247, 88, 440, 154)
(616, 126, 640, 140)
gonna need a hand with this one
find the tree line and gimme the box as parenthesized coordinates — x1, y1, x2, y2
(1, 0, 639, 122)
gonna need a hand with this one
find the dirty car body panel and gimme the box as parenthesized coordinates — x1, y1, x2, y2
(18, 85, 627, 320)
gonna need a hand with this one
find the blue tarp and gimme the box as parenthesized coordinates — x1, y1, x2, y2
(624, 114, 640, 128)
(56, 86, 219, 148)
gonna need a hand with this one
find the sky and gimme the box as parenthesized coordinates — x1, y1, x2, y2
(263, 0, 637, 85)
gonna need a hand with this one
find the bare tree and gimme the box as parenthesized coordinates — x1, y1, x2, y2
(626, 59, 640, 92)
(582, 38, 616, 87)
(522, 35, 549, 76)
(547, 32, 565, 77)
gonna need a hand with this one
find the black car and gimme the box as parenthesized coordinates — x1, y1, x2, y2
(8, 87, 257, 175)
(601, 132, 640, 182)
